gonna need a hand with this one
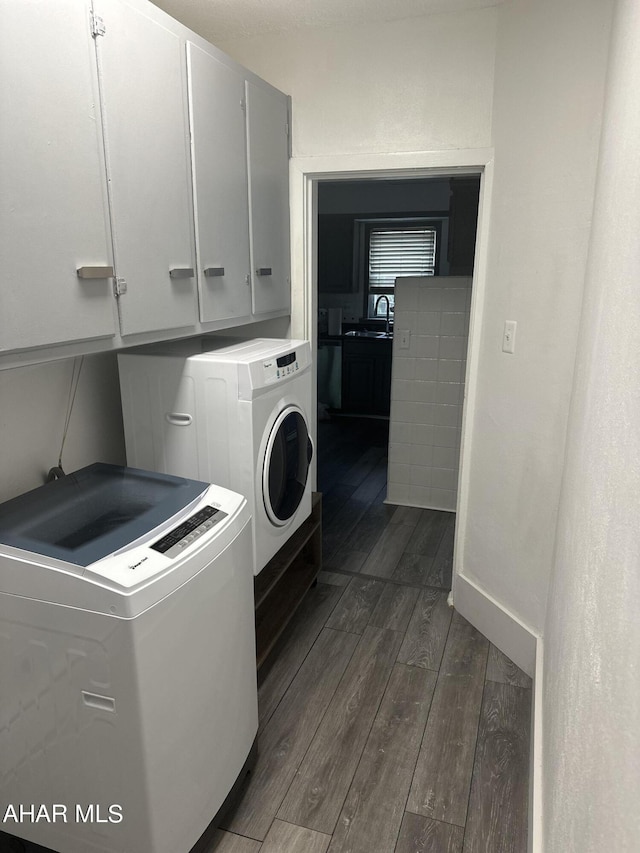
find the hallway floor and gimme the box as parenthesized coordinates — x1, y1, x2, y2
(3, 418, 531, 853)
(214, 417, 532, 853)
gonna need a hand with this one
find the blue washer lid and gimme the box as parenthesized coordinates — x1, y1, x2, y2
(0, 463, 210, 567)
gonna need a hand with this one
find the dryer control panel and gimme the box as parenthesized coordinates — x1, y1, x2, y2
(263, 350, 301, 382)
(257, 342, 311, 388)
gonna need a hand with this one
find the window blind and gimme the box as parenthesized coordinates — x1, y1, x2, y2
(368, 227, 437, 290)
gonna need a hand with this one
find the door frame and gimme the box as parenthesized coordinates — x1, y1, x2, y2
(288, 148, 494, 606)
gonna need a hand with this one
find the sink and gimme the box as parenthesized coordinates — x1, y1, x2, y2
(344, 330, 392, 339)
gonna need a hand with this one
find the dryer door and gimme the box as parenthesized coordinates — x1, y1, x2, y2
(263, 405, 313, 526)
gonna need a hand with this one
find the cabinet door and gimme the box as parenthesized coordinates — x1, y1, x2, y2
(93, 0, 197, 336)
(342, 350, 377, 414)
(245, 81, 291, 316)
(0, 0, 116, 352)
(373, 345, 393, 416)
(187, 44, 252, 324)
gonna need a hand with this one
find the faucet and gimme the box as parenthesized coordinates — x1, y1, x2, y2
(375, 295, 392, 335)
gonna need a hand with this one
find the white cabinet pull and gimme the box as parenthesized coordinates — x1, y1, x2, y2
(256, 267, 272, 276)
(169, 267, 194, 279)
(165, 412, 193, 426)
(76, 266, 113, 279)
(82, 691, 115, 712)
(204, 267, 225, 277)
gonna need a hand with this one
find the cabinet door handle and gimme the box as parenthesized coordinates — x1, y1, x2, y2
(169, 267, 194, 279)
(165, 412, 193, 426)
(77, 266, 114, 279)
(204, 267, 225, 277)
(256, 267, 272, 276)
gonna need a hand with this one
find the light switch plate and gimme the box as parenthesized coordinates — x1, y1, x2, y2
(503, 320, 517, 354)
(399, 330, 410, 349)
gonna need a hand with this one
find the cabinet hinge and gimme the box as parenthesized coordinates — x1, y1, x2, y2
(285, 122, 289, 137)
(240, 99, 246, 113)
(91, 11, 106, 38)
(114, 277, 127, 297)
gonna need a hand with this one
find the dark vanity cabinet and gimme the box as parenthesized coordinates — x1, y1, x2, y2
(341, 336, 392, 415)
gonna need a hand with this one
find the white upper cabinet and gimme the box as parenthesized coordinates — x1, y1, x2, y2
(187, 43, 252, 324)
(0, 0, 291, 366)
(93, 0, 198, 337)
(246, 81, 291, 317)
(0, 0, 117, 353)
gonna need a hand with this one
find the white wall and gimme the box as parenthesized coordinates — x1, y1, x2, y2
(460, 0, 614, 633)
(543, 0, 640, 848)
(0, 354, 125, 502)
(219, 8, 497, 156)
(221, 0, 613, 638)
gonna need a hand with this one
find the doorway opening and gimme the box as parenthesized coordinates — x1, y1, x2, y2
(314, 173, 481, 582)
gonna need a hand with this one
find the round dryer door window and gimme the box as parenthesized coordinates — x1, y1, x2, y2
(263, 405, 313, 526)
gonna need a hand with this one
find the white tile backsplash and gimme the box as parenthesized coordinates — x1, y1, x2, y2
(392, 356, 416, 381)
(390, 421, 413, 444)
(430, 488, 457, 511)
(417, 287, 442, 312)
(432, 425, 460, 447)
(433, 445, 460, 469)
(417, 312, 441, 334)
(415, 358, 439, 381)
(411, 465, 433, 487)
(441, 288, 468, 312)
(389, 442, 415, 465)
(411, 335, 440, 359)
(410, 485, 433, 505)
(394, 310, 417, 333)
(439, 336, 467, 360)
(411, 443, 434, 467)
(388, 276, 471, 511)
(387, 483, 412, 505)
(413, 380, 438, 403)
(410, 423, 435, 446)
(440, 313, 467, 336)
(431, 467, 458, 490)
(437, 359, 464, 383)
(434, 404, 461, 427)
(393, 401, 420, 423)
(389, 463, 413, 485)
(392, 379, 417, 401)
(435, 382, 462, 405)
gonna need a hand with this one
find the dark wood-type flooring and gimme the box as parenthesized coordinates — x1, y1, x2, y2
(6, 418, 531, 853)
(215, 417, 532, 853)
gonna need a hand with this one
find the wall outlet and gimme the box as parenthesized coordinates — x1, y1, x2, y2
(399, 330, 410, 349)
(502, 320, 517, 354)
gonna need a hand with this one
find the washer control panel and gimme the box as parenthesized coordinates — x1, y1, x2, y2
(151, 505, 227, 559)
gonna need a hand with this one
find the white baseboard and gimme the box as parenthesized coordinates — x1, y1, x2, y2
(529, 636, 544, 853)
(452, 572, 537, 676)
(452, 572, 543, 853)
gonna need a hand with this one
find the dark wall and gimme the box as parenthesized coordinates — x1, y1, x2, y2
(317, 177, 480, 296)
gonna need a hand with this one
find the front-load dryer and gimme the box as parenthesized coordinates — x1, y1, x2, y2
(118, 337, 313, 575)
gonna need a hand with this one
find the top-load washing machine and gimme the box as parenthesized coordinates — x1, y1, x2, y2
(118, 338, 313, 575)
(0, 462, 256, 853)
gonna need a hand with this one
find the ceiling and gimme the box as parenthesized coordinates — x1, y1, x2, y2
(152, 0, 503, 43)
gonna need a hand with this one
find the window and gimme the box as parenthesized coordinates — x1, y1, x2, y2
(363, 220, 440, 318)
